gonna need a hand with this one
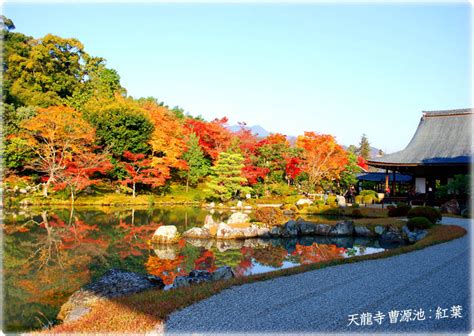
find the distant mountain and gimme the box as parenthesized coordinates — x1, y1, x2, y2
(228, 124, 384, 157)
(228, 124, 270, 137)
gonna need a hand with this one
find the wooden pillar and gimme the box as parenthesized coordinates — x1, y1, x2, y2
(392, 170, 396, 196)
(385, 168, 389, 191)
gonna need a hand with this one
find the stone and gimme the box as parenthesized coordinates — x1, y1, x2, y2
(152, 225, 179, 244)
(329, 221, 354, 237)
(227, 212, 251, 225)
(269, 226, 282, 237)
(282, 220, 299, 237)
(441, 199, 460, 215)
(296, 198, 313, 206)
(182, 227, 211, 239)
(298, 220, 318, 235)
(241, 225, 259, 238)
(246, 193, 251, 199)
(216, 223, 245, 239)
(211, 266, 234, 281)
(58, 269, 164, 322)
(203, 215, 215, 228)
(19, 188, 27, 194)
(374, 226, 385, 235)
(208, 202, 215, 208)
(402, 225, 428, 244)
(237, 201, 243, 208)
(314, 224, 332, 236)
(336, 195, 346, 207)
(173, 276, 190, 288)
(354, 225, 375, 237)
(379, 226, 405, 248)
(256, 227, 271, 237)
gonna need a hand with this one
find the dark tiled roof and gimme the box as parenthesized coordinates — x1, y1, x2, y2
(357, 172, 413, 183)
(369, 108, 472, 166)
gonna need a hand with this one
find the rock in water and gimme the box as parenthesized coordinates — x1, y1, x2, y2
(216, 222, 245, 239)
(354, 225, 375, 237)
(374, 226, 385, 235)
(314, 224, 332, 236)
(182, 227, 211, 239)
(282, 220, 299, 237)
(227, 212, 250, 225)
(379, 226, 405, 248)
(329, 221, 354, 236)
(152, 225, 179, 244)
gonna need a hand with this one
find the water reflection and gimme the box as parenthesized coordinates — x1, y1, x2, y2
(3, 207, 385, 332)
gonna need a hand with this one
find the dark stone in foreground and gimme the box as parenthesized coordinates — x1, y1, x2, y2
(58, 269, 164, 323)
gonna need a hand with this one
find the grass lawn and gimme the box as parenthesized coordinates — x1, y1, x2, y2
(46, 224, 466, 334)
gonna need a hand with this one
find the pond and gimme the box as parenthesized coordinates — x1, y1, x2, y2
(3, 206, 389, 332)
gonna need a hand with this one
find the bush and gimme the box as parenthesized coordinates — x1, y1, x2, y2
(301, 204, 331, 214)
(355, 195, 363, 204)
(388, 203, 412, 217)
(351, 203, 360, 208)
(407, 216, 433, 230)
(254, 207, 285, 227)
(362, 195, 373, 205)
(407, 206, 442, 224)
(360, 190, 379, 199)
(326, 195, 337, 205)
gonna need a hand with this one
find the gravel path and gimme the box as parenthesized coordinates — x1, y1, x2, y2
(165, 218, 471, 334)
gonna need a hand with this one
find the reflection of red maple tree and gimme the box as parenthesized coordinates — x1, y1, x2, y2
(292, 243, 346, 264)
(145, 255, 187, 285)
(116, 218, 159, 259)
(194, 250, 217, 273)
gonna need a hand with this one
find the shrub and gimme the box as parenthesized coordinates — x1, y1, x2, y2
(301, 204, 331, 214)
(326, 195, 337, 205)
(360, 190, 379, 199)
(407, 216, 433, 230)
(351, 203, 360, 208)
(254, 207, 285, 227)
(362, 195, 373, 205)
(388, 203, 412, 217)
(355, 195, 363, 204)
(407, 206, 442, 224)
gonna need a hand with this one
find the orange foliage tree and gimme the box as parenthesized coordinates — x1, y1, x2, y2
(121, 151, 170, 197)
(296, 132, 348, 191)
(20, 106, 95, 197)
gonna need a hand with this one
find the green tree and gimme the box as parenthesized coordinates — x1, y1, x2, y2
(206, 151, 252, 201)
(338, 151, 361, 194)
(86, 96, 154, 155)
(358, 134, 371, 160)
(182, 133, 210, 192)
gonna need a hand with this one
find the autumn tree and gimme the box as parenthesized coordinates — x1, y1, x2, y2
(296, 132, 348, 192)
(206, 151, 252, 201)
(54, 151, 113, 204)
(20, 106, 95, 197)
(338, 151, 363, 194)
(185, 117, 232, 161)
(121, 151, 170, 197)
(181, 133, 210, 192)
(141, 101, 187, 171)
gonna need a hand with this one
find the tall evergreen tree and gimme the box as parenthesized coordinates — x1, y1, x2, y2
(182, 133, 209, 192)
(358, 134, 371, 160)
(206, 151, 252, 201)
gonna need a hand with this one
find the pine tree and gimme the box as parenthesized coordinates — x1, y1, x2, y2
(358, 134, 371, 160)
(182, 133, 209, 192)
(206, 151, 252, 201)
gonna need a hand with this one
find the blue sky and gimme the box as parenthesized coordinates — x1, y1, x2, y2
(4, 3, 471, 152)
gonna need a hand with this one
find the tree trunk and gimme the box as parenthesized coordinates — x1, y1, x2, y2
(70, 187, 75, 206)
(186, 177, 189, 193)
(133, 182, 136, 198)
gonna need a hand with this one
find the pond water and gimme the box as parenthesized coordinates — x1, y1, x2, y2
(3, 206, 389, 332)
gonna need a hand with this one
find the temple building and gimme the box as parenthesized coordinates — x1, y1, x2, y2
(367, 108, 472, 199)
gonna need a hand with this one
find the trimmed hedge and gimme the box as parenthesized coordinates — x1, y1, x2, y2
(362, 195, 373, 204)
(388, 203, 412, 217)
(407, 217, 433, 230)
(407, 206, 442, 224)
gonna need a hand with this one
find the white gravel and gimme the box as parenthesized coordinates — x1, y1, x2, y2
(165, 218, 472, 334)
